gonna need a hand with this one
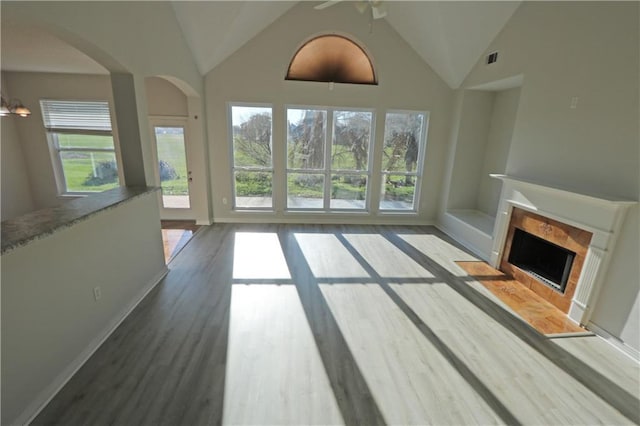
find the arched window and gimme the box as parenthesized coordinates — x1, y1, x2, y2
(286, 35, 377, 85)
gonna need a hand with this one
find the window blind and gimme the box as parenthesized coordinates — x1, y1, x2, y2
(40, 100, 112, 132)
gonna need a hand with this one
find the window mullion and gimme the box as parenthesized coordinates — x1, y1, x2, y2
(324, 109, 334, 211)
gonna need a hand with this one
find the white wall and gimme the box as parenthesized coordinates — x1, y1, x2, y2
(1, 191, 166, 425)
(4, 72, 117, 209)
(463, 2, 639, 351)
(476, 87, 520, 217)
(205, 2, 452, 224)
(1, 73, 35, 219)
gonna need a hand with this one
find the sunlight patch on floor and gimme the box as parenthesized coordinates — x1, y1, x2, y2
(232, 232, 292, 279)
(294, 233, 370, 279)
(223, 284, 343, 425)
(319, 282, 500, 425)
(343, 234, 436, 278)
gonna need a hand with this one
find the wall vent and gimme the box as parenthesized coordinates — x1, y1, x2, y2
(486, 51, 499, 65)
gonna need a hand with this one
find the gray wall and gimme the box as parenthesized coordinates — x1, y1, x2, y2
(463, 1, 639, 351)
(4, 72, 118, 209)
(1, 192, 166, 425)
(205, 2, 453, 224)
(476, 87, 520, 216)
(1, 101, 35, 219)
(145, 76, 188, 117)
(446, 90, 494, 211)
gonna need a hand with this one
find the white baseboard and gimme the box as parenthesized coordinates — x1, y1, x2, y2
(212, 215, 434, 226)
(17, 267, 169, 426)
(435, 221, 488, 261)
(587, 322, 640, 362)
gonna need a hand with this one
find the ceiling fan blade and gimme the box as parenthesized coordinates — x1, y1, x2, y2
(372, 4, 387, 20)
(314, 0, 343, 10)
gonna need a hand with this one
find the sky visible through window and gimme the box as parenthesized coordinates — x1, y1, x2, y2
(232, 106, 305, 126)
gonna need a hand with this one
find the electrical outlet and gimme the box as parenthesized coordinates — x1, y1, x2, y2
(93, 286, 102, 301)
(570, 96, 579, 109)
(222, 197, 228, 205)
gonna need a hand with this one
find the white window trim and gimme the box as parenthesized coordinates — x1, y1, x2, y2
(379, 109, 430, 213)
(285, 105, 376, 212)
(41, 98, 123, 196)
(228, 102, 275, 211)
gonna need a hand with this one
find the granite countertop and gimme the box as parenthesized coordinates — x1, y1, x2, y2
(1, 186, 160, 255)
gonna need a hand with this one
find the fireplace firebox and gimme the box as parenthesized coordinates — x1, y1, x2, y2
(508, 228, 576, 293)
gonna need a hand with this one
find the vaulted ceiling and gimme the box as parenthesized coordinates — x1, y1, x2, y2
(1, 1, 521, 89)
(171, 1, 521, 88)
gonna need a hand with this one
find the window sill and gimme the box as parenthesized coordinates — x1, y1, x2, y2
(378, 210, 419, 215)
(58, 193, 89, 200)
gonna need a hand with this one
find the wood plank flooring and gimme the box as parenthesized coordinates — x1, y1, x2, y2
(33, 224, 640, 425)
(456, 261, 586, 336)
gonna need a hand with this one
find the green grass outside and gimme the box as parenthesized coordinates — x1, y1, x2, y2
(58, 134, 119, 192)
(234, 141, 416, 201)
(58, 133, 190, 195)
(155, 133, 189, 195)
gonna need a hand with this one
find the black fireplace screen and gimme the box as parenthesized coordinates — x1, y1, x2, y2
(508, 228, 576, 293)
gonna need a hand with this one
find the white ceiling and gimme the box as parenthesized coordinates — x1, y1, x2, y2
(171, 1, 298, 76)
(385, 1, 521, 88)
(1, 1, 521, 89)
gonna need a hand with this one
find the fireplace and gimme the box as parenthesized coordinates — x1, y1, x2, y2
(500, 207, 591, 313)
(490, 174, 635, 326)
(508, 228, 576, 293)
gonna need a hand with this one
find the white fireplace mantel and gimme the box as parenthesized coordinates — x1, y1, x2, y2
(490, 174, 636, 326)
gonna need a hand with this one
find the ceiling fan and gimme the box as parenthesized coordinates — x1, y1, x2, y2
(314, 0, 387, 20)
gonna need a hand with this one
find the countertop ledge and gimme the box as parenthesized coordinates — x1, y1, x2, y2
(1, 186, 160, 255)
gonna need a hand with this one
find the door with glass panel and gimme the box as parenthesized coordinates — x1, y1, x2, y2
(150, 120, 193, 217)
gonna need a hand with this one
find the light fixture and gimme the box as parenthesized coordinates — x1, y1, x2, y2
(1, 95, 31, 117)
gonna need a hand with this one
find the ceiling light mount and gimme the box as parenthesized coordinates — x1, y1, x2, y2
(315, 0, 387, 20)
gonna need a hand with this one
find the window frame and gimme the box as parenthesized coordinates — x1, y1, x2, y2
(285, 105, 376, 212)
(227, 102, 275, 211)
(379, 109, 429, 213)
(41, 99, 122, 196)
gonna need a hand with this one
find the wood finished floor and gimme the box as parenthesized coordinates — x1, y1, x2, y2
(456, 261, 586, 336)
(161, 221, 201, 263)
(33, 224, 640, 425)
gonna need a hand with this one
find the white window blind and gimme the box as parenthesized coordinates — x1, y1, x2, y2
(40, 100, 112, 132)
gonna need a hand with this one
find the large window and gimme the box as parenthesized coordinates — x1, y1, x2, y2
(379, 111, 428, 211)
(230, 104, 273, 209)
(287, 107, 373, 210)
(40, 100, 120, 194)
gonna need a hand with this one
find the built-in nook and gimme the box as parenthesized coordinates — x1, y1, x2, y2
(500, 207, 592, 313)
(440, 75, 522, 259)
